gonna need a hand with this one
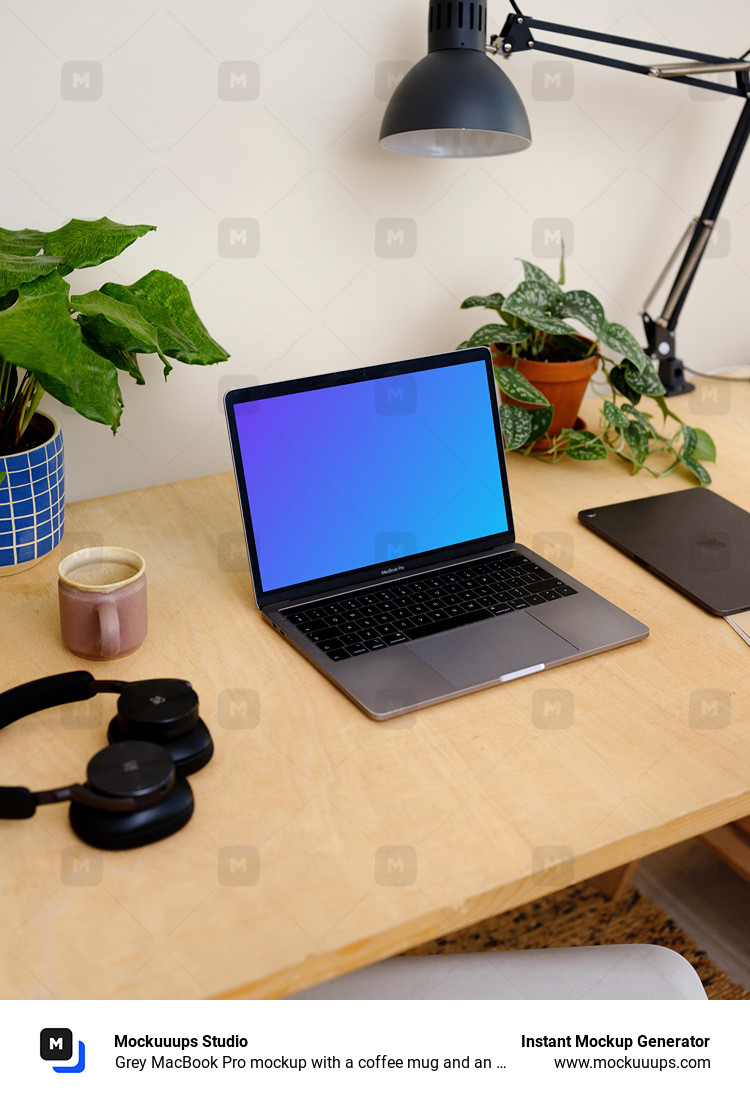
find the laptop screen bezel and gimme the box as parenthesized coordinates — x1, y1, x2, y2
(224, 347, 516, 610)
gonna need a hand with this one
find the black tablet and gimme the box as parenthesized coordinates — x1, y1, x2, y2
(578, 487, 750, 616)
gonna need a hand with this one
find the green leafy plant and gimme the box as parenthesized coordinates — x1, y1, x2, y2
(459, 256, 715, 484)
(0, 217, 228, 457)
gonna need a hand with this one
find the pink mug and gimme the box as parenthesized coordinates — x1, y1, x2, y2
(58, 547, 147, 660)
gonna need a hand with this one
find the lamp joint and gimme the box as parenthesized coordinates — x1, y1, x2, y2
(499, 11, 535, 54)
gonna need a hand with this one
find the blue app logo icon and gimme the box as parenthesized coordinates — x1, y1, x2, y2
(40, 1028, 86, 1073)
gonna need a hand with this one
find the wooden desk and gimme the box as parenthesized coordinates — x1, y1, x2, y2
(2, 376, 749, 999)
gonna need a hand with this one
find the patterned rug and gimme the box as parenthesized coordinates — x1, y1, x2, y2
(406, 881, 749, 999)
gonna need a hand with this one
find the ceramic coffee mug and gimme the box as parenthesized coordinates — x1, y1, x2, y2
(58, 546, 147, 660)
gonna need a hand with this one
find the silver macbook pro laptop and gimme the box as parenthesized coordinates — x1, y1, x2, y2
(224, 347, 648, 720)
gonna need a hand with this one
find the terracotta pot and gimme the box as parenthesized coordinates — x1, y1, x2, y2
(0, 412, 65, 575)
(492, 343, 599, 449)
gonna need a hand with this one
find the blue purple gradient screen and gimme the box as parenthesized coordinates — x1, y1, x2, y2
(234, 359, 509, 592)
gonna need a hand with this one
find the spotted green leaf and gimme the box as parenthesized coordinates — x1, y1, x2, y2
(624, 360, 666, 397)
(602, 400, 630, 430)
(503, 284, 575, 335)
(499, 403, 532, 450)
(609, 365, 641, 405)
(689, 427, 716, 464)
(603, 323, 651, 374)
(494, 367, 549, 405)
(624, 421, 649, 466)
(526, 403, 554, 443)
(562, 290, 606, 340)
(622, 403, 657, 436)
(681, 454, 711, 485)
(461, 293, 505, 311)
(681, 424, 697, 457)
(521, 260, 565, 300)
(467, 323, 532, 348)
(560, 429, 607, 460)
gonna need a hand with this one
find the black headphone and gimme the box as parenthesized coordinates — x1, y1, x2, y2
(0, 671, 213, 850)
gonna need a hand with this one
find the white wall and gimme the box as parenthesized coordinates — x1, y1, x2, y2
(4, 0, 749, 501)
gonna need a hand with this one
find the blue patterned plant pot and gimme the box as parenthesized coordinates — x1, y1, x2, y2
(0, 413, 64, 575)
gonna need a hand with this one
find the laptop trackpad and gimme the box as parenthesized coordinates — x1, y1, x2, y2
(410, 613, 578, 690)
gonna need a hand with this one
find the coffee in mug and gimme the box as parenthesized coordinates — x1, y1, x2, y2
(58, 546, 147, 660)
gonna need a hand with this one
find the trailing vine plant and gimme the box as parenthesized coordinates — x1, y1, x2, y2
(460, 256, 715, 484)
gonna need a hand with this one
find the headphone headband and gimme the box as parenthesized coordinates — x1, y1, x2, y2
(0, 671, 129, 730)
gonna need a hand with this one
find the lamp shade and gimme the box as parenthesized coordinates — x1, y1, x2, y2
(379, 1, 531, 157)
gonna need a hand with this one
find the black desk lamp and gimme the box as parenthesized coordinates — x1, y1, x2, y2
(380, 1, 750, 396)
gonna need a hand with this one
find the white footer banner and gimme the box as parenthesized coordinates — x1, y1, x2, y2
(7, 998, 745, 1099)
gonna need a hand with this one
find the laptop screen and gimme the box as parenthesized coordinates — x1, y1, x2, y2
(227, 352, 513, 599)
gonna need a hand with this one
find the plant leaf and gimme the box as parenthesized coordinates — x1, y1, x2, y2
(602, 323, 652, 373)
(0, 254, 63, 296)
(520, 260, 565, 300)
(624, 359, 666, 397)
(80, 329, 146, 384)
(624, 421, 649, 466)
(494, 367, 550, 405)
(97, 270, 229, 370)
(460, 293, 505, 311)
(0, 273, 77, 379)
(0, 272, 122, 429)
(44, 217, 155, 271)
(0, 227, 46, 257)
(0, 227, 63, 296)
(526, 403, 554, 443)
(503, 284, 575, 335)
(466, 322, 532, 347)
(72, 289, 173, 373)
(621, 403, 657, 437)
(562, 290, 606, 340)
(560, 429, 607, 460)
(602, 399, 630, 430)
(689, 427, 716, 463)
(9, 269, 69, 299)
(609, 364, 641, 404)
(681, 454, 711, 485)
(681, 423, 697, 457)
(66, 341, 124, 429)
(499, 403, 532, 450)
(551, 332, 597, 359)
(72, 289, 159, 347)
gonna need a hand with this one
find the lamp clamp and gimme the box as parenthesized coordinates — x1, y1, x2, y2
(495, 13, 535, 56)
(642, 314, 694, 396)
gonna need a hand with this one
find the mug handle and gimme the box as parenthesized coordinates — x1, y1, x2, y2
(97, 598, 120, 659)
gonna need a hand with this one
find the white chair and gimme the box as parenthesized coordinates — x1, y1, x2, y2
(288, 945, 707, 1000)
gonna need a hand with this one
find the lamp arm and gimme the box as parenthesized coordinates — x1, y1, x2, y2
(496, 11, 750, 394)
(512, 40, 749, 99)
(642, 96, 750, 392)
(495, 16, 750, 97)
(641, 219, 699, 319)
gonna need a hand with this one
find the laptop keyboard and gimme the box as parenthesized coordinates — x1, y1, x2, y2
(280, 551, 577, 661)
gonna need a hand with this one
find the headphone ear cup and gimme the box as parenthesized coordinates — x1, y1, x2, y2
(114, 679, 199, 741)
(107, 716, 213, 776)
(69, 777, 194, 850)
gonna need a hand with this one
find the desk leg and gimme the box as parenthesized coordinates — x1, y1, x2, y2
(699, 816, 750, 885)
(590, 860, 640, 901)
